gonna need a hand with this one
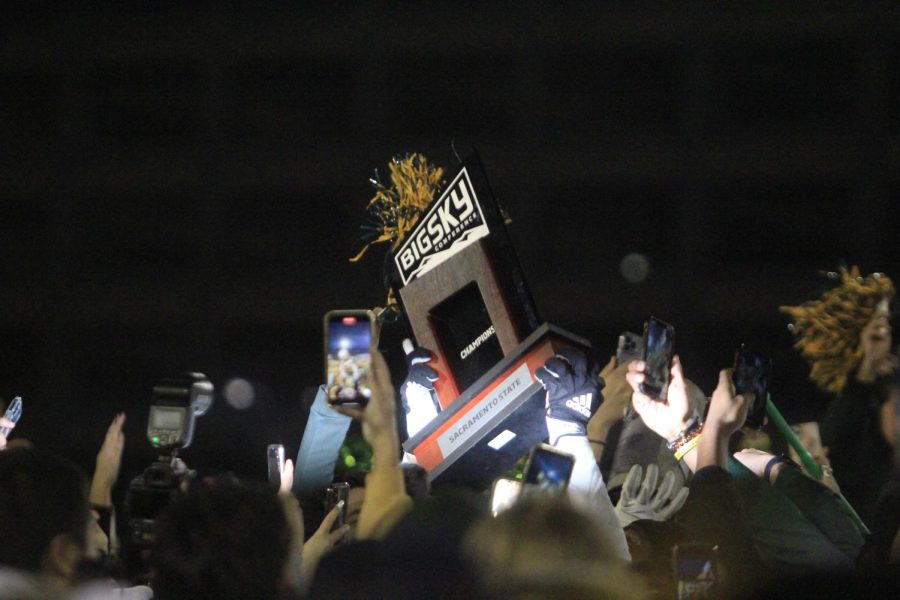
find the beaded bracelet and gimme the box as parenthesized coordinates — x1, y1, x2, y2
(666, 411, 703, 452)
(673, 432, 702, 461)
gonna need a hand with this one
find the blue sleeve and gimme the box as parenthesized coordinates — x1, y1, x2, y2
(293, 386, 352, 497)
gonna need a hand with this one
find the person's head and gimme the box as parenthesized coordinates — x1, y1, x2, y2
(624, 519, 687, 597)
(150, 481, 291, 600)
(463, 496, 648, 599)
(311, 490, 484, 600)
(780, 266, 894, 394)
(0, 446, 91, 583)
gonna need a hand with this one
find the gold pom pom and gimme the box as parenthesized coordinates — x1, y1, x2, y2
(350, 153, 444, 263)
(780, 266, 894, 394)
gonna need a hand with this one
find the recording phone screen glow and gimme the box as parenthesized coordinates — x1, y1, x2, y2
(326, 313, 373, 404)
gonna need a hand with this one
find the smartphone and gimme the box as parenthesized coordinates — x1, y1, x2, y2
(673, 543, 718, 599)
(522, 443, 575, 495)
(267, 444, 285, 491)
(323, 310, 376, 406)
(490, 477, 523, 516)
(640, 317, 675, 400)
(1, 397, 22, 438)
(732, 347, 772, 429)
(616, 331, 643, 365)
(324, 482, 350, 531)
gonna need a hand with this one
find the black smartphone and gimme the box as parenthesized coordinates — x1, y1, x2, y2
(267, 444, 285, 491)
(323, 310, 376, 407)
(640, 317, 675, 400)
(522, 443, 575, 495)
(732, 347, 773, 429)
(673, 543, 718, 599)
(1, 396, 22, 438)
(324, 482, 350, 531)
(616, 331, 643, 365)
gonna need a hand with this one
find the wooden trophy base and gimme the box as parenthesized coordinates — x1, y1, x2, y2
(399, 239, 525, 409)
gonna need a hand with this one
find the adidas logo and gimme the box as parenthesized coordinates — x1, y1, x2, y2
(565, 393, 593, 418)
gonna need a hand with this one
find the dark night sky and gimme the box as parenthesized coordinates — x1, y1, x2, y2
(2, 3, 899, 489)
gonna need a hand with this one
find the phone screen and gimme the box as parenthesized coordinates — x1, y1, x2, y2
(673, 544, 717, 599)
(733, 348, 772, 429)
(641, 318, 675, 400)
(324, 311, 374, 406)
(523, 444, 575, 493)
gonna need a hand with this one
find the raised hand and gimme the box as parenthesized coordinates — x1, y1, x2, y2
(706, 369, 752, 437)
(696, 369, 753, 469)
(0, 417, 15, 450)
(586, 357, 633, 460)
(336, 347, 399, 468)
(535, 348, 603, 429)
(596, 356, 634, 420)
(626, 356, 692, 442)
(90, 412, 125, 507)
(301, 501, 352, 585)
(279, 458, 295, 496)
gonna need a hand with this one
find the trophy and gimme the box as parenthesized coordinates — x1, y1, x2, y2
(382, 152, 590, 489)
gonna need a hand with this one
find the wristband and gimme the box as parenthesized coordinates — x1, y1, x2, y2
(763, 454, 798, 481)
(666, 410, 702, 451)
(673, 432, 701, 461)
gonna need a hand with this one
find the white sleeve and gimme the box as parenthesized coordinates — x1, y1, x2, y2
(404, 383, 439, 438)
(547, 416, 631, 562)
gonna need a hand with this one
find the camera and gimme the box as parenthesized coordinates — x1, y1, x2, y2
(122, 372, 213, 582)
(147, 372, 213, 450)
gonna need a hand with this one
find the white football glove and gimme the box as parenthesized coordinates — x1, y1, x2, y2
(614, 463, 689, 528)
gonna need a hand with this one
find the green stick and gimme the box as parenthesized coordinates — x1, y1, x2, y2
(766, 395, 870, 535)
